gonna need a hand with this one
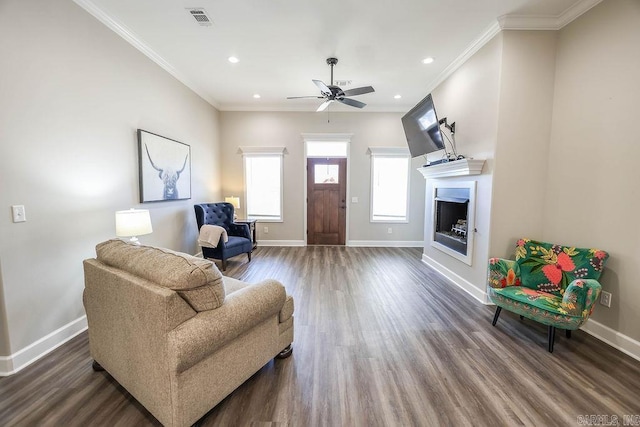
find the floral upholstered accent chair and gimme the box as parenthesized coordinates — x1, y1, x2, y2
(488, 238, 609, 352)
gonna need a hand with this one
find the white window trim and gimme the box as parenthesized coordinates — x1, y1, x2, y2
(367, 146, 411, 157)
(368, 147, 411, 224)
(241, 147, 286, 222)
(302, 133, 353, 143)
(238, 146, 287, 155)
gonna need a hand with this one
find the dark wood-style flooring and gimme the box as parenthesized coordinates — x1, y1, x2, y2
(1, 246, 639, 426)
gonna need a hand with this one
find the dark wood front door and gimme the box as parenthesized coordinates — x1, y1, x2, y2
(307, 158, 346, 245)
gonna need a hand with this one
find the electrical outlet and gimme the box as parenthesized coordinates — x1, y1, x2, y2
(263, 226, 269, 234)
(11, 205, 26, 223)
(600, 291, 612, 307)
(351, 197, 359, 203)
(387, 227, 392, 234)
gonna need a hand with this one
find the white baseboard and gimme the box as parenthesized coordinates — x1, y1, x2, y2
(257, 240, 305, 247)
(347, 240, 423, 247)
(0, 316, 88, 376)
(420, 254, 640, 361)
(580, 319, 640, 362)
(421, 253, 489, 304)
(256, 240, 422, 248)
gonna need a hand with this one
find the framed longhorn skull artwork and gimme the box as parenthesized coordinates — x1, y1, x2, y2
(137, 129, 191, 203)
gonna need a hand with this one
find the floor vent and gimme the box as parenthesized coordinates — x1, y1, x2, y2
(187, 8, 212, 26)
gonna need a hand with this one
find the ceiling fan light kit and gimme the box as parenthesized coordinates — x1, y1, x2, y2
(287, 57, 375, 112)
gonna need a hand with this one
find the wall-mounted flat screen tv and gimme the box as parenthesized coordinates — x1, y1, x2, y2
(401, 93, 446, 158)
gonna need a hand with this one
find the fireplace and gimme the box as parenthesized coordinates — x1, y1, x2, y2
(434, 188, 469, 254)
(430, 181, 476, 265)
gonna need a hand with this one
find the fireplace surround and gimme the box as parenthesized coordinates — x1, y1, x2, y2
(430, 181, 476, 265)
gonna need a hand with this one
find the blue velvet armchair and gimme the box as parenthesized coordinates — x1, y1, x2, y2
(194, 203, 253, 271)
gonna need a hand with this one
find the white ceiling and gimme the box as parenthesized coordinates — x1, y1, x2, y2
(75, 0, 599, 113)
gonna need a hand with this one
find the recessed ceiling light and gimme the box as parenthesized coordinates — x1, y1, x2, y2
(253, 94, 261, 99)
(228, 56, 239, 63)
(422, 57, 434, 64)
(394, 94, 402, 99)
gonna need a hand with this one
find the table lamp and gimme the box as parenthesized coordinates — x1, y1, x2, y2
(115, 208, 153, 244)
(225, 196, 240, 220)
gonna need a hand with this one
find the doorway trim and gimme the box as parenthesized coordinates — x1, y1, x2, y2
(302, 133, 352, 246)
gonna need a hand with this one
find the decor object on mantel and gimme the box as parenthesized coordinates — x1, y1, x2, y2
(418, 158, 485, 179)
(115, 208, 152, 244)
(488, 238, 609, 352)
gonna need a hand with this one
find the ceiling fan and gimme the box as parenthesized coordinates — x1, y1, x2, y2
(287, 57, 375, 112)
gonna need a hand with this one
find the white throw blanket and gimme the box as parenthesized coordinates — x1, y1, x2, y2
(198, 225, 228, 248)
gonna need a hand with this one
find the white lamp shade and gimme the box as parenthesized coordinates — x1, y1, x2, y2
(225, 196, 240, 210)
(115, 209, 153, 237)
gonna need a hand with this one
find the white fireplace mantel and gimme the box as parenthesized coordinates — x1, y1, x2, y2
(418, 159, 485, 179)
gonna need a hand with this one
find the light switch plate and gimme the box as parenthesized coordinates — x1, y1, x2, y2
(600, 291, 612, 307)
(12, 205, 26, 223)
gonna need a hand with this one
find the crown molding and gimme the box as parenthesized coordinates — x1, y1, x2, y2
(424, 20, 502, 95)
(498, 0, 603, 30)
(556, 0, 603, 28)
(423, 0, 602, 95)
(498, 15, 560, 30)
(218, 103, 410, 113)
(72, 0, 220, 109)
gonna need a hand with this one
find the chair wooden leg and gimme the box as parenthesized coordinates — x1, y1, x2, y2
(491, 306, 502, 326)
(566, 329, 571, 339)
(548, 325, 556, 352)
(221, 259, 227, 271)
(248, 251, 252, 262)
(275, 344, 293, 359)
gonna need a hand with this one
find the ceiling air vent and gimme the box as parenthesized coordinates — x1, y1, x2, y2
(187, 8, 212, 26)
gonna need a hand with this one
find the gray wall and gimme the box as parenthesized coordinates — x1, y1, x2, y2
(428, 30, 557, 294)
(543, 0, 640, 341)
(0, 262, 9, 356)
(422, 34, 502, 291)
(489, 30, 558, 258)
(219, 111, 425, 244)
(0, 0, 221, 357)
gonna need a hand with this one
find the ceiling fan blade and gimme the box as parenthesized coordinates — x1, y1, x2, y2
(338, 98, 366, 108)
(287, 96, 325, 99)
(313, 79, 331, 95)
(342, 86, 375, 97)
(316, 100, 332, 112)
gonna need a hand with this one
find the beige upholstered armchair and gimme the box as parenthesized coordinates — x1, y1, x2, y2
(83, 239, 294, 427)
